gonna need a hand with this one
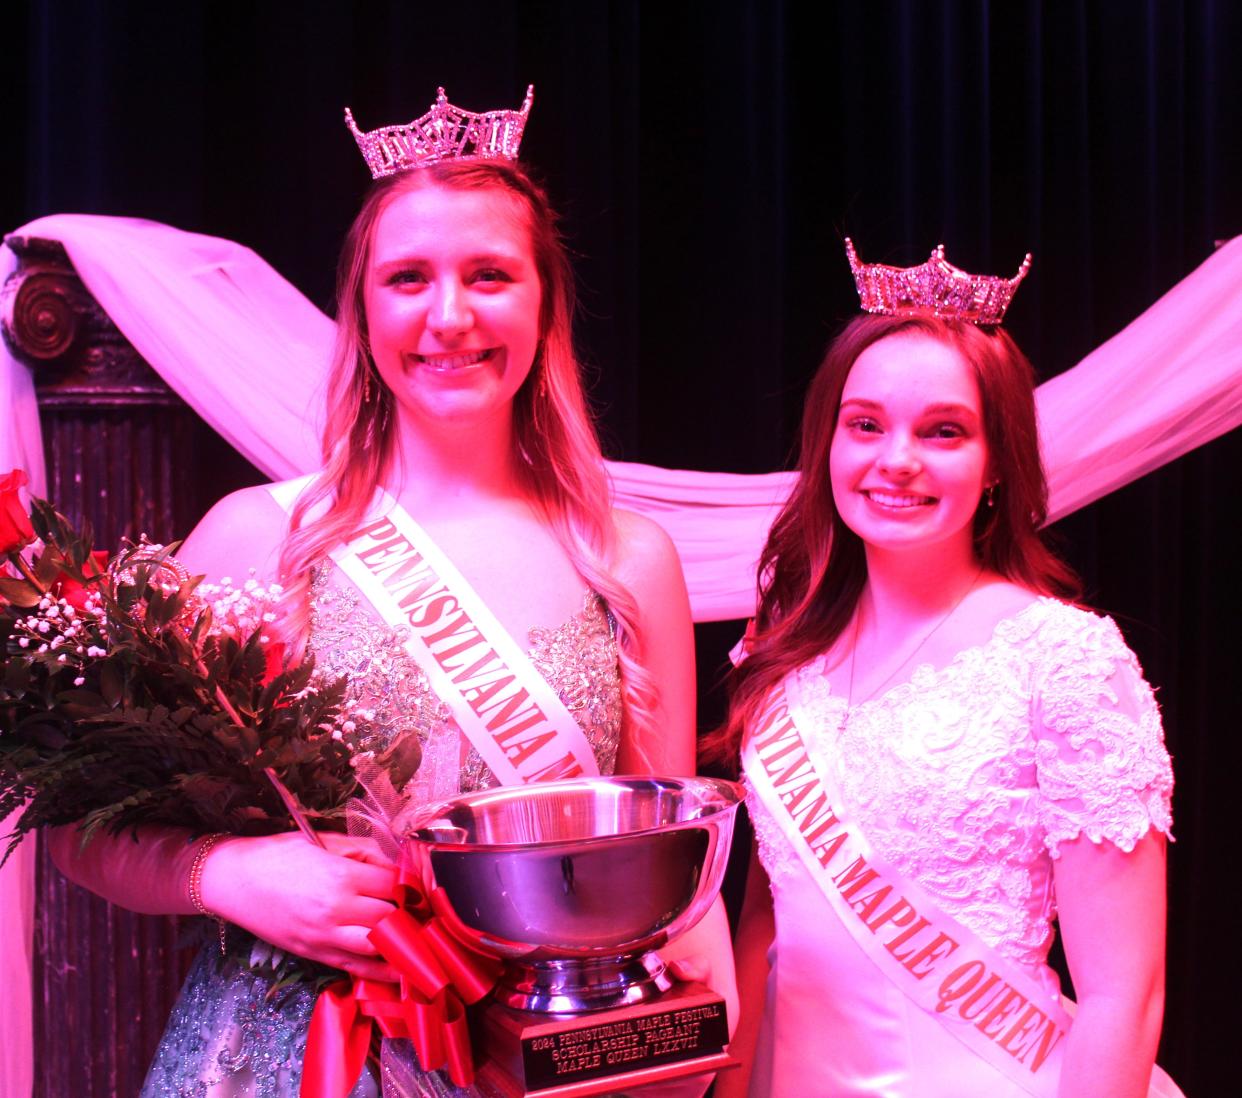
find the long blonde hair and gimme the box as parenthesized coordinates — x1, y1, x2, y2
(275, 161, 657, 738)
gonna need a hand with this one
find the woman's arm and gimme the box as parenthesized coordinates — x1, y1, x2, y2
(609, 510, 740, 1055)
(1053, 830, 1167, 1098)
(46, 824, 205, 915)
(1029, 607, 1174, 1097)
(713, 840, 774, 1098)
(610, 508, 696, 777)
(48, 826, 400, 980)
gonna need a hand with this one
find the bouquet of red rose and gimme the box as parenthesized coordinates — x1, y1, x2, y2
(0, 469, 359, 865)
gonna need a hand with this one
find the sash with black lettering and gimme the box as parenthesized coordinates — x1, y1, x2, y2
(271, 480, 599, 786)
(743, 672, 1072, 1096)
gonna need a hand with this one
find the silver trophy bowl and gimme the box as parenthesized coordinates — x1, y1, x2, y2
(404, 775, 744, 1013)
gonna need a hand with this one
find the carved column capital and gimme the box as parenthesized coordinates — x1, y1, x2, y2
(1, 234, 177, 408)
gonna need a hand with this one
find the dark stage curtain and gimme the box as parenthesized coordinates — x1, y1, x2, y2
(5, 2, 1239, 1093)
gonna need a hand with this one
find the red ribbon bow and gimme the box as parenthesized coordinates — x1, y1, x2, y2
(300, 867, 502, 1096)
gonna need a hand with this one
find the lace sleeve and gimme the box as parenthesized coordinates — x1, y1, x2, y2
(1031, 605, 1174, 858)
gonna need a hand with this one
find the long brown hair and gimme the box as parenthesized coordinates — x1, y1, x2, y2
(706, 313, 1080, 769)
(276, 161, 658, 737)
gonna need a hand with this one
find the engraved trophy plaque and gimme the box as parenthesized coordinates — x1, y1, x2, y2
(404, 776, 743, 1097)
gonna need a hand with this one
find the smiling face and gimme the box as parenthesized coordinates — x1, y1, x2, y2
(363, 182, 542, 431)
(829, 332, 990, 562)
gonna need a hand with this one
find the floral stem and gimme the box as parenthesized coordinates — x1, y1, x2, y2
(264, 768, 326, 849)
(211, 685, 324, 847)
(213, 685, 245, 727)
(9, 552, 47, 595)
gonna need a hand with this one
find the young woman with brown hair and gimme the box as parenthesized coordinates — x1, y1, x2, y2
(713, 245, 1178, 1098)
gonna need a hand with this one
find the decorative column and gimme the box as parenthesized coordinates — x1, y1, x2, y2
(2, 234, 261, 1097)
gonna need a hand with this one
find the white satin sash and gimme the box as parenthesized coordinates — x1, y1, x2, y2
(743, 677, 1070, 1096)
(270, 481, 599, 787)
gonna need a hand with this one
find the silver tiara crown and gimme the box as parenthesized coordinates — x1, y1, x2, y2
(845, 238, 1032, 326)
(345, 86, 534, 180)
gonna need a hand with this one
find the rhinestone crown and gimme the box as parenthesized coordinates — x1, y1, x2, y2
(845, 238, 1031, 326)
(345, 85, 534, 180)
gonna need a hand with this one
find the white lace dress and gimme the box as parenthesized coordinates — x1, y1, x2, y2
(747, 598, 1174, 1097)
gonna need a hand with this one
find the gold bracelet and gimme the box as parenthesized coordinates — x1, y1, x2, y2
(188, 832, 229, 955)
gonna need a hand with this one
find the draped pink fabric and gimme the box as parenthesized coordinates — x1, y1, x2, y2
(1, 216, 1240, 1098)
(4, 216, 1242, 620)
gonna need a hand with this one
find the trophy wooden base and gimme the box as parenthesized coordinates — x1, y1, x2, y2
(472, 981, 737, 1097)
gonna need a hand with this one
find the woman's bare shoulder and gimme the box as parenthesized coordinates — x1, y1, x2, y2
(178, 482, 294, 583)
(976, 576, 1045, 618)
(608, 508, 684, 592)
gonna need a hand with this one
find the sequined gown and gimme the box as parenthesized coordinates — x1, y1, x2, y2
(746, 599, 1176, 1098)
(140, 568, 624, 1098)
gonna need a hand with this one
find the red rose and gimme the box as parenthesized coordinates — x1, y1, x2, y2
(262, 640, 287, 687)
(0, 470, 35, 556)
(51, 550, 110, 611)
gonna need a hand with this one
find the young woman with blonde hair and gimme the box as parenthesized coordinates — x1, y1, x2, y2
(51, 90, 731, 1096)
